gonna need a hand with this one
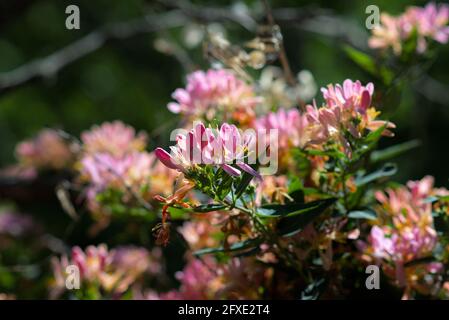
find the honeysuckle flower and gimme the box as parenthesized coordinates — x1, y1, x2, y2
(408, 2, 449, 53)
(51, 245, 158, 298)
(81, 121, 147, 157)
(148, 256, 267, 300)
(155, 122, 261, 179)
(369, 13, 409, 55)
(148, 256, 219, 300)
(369, 3, 449, 55)
(15, 129, 75, 170)
(304, 80, 395, 156)
(321, 79, 374, 114)
(178, 214, 222, 251)
(255, 175, 289, 205)
(167, 69, 261, 125)
(255, 108, 309, 150)
(81, 152, 153, 193)
(362, 176, 447, 294)
(80, 151, 158, 217)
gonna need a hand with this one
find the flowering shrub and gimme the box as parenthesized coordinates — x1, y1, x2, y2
(1, 2, 449, 301)
(369, 3, 449, 55)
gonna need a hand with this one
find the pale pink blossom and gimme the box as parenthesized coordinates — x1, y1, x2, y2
(255, 108, 310, 150)
(409, 2, 449, 53)
(363, 176, 446, 290)
(151, 257, 218, 300)
(155, 122, 261, 179)
(15, 129, 74, 170)
(168, 69, 261, 124)
(51, 245, 160, 298)
(304, 80, 395, 156)
(148, 256, 267, 300)
(81, 121, 147, 157)
(321, 79, 374, 114)
(178, 216, 222, 251)
(369, 3, 449, 55)
(81, 151, 153, 192)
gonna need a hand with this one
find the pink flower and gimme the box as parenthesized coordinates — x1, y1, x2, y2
(364, 176, 446, 290)
(255, 108, 310, 149)
(321, 79, 374, 114)
(155, 122, 261, 179)
(303, 80, 395, 156)
(51, 245, 159, 298)
(148, 256, 267, 300)
(369, 3, 449, 55)
(369, 13, 409, 55)
(178, 215, 222, 251)
(168, 69, 261, 124)
(15, 129, 74, 170)
(81, 152, 153, 191)
(150, 257, 218, 300)
(80, 151, 158, 214)
(81, 121, 147, 157)
(409, 2, 449, 52)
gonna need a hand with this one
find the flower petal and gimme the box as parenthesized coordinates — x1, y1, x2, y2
(155, 148, 181, 170)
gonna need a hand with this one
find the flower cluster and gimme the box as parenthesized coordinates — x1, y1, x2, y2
(51, 244, 162, 299)
(255, 79, 394, 163)
(149, 256, 268, 300)
(369, 2, 449, 55)
(168, 69, 261, 125)
(78, 121, 178, 218)
(155, 122, 260, 179)
(15, 129, 75, 171)
(81, 121, 147, 157)
(361, 176, 448, 296)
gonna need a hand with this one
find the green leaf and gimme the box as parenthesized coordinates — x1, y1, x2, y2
(306, 148, 345, 159)
(370, 140, 420, 163)
(234, 168, 256, 199)
(343, 45, 393, 84)
(257, 198, 335, 218)
(287, 177, 305, 203)
(355, 163, 397, 187)
(167, 206, 190, 220)
(364, 125, 387, 145)
(193, 203, 227, 213)
(344, 45, 377, 75)
(348, 209, 377, 220)
(193, 238, 262, 256)
(277, 198, 336, 237)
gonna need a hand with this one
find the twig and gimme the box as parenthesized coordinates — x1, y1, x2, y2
(263, 0, 297, 88)
(0, 10, 188, 94)
(160, 0, 257, 32)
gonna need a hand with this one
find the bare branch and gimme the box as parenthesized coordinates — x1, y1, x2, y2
(160, 0, 257, 32)
(0, 10, 188, 94)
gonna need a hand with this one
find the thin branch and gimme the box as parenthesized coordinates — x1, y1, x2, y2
(263, 0, 296, 88)
(160, 0, 257, 32)
(0, 10, 188, 94)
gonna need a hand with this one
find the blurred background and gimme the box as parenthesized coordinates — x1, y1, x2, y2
(1, 0, 448, 185)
